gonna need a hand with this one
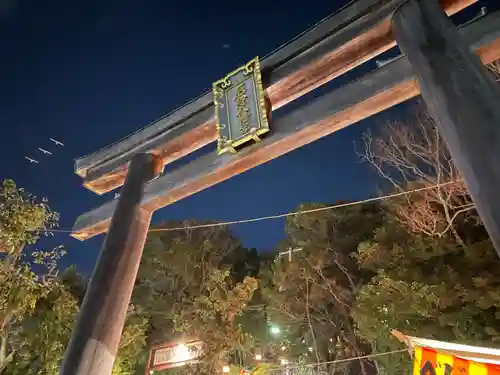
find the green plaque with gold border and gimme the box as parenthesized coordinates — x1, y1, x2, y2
(213, 57, 270, 155)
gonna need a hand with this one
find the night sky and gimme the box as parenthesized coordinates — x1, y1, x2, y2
(0, 0, 494, 275)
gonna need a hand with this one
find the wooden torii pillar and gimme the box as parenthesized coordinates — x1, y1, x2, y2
(60, 154, 162, 375)
(392, 0, 500, 252)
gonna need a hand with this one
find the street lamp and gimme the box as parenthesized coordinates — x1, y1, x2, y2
(269, 325, 281, 336)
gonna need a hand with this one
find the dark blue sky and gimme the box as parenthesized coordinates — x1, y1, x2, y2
(0, 0, 492, 274)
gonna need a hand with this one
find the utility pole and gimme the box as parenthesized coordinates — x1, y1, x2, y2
(277, 247, 303, 262)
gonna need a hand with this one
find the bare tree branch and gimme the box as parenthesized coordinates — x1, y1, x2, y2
(361, 105, 475, 245)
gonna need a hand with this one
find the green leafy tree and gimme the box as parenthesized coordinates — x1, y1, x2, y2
(0, 180, 58, 256)
(0, 180, 62, 373)
(0, 247, 74, 374)
(353, 99, 500, 375)
(132, 221, 259, 375)
(112, 311, 149, 375)
(264, 204, 383, 375)
(352, 206, 500, 375)
(5, 268, 79, 375)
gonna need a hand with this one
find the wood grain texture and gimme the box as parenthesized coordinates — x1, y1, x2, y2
(73, 78, 418, 240)
(78, 0, 475, 195)
(75, 0, 387, 178)
(61, 154, 156, 375)
(393, 0, 500, 254)
(72, 11, 500, 240)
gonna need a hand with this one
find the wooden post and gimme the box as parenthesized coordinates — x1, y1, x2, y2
(392, 0, 500, 255)
(60, 153, 162, 375)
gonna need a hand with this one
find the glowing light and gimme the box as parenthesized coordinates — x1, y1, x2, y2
(255, 354, 262, 361)
(222, 365, 230, 373)
(281, 346, 286, 351)
(280, 358, 288, 365)
(172, 344, 193, 363)
(270, 325, 281, 336)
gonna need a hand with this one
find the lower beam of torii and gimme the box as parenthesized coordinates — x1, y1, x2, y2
(392, 0, 500, 254)
(60, 153, 162, 375)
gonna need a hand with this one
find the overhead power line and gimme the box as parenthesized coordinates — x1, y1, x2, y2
(46, 180, 461, 235)
(260, 349, 409, 372)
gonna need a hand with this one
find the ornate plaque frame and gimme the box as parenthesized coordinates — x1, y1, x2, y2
(213, 57, 270, 155)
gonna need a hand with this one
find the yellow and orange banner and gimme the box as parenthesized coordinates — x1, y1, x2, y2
(413, 345, 500, 375)
(393, 331, 500, 375)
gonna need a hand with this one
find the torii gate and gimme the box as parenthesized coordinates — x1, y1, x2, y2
(60, 0, 500, 374)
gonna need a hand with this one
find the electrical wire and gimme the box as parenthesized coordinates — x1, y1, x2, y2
(259, 349, 409, 371)
(149, 180, 459, 232)
(45, 180, 461, 235)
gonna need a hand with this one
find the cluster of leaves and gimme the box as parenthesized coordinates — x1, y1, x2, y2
(0, 178, 149, 375)
(0, 180, 58, 256)
(112, 312, 149, 375)
(259, 197, 500, 375)
(130, 222, 260, 375)
(351, 101, 500, 374)
(0, 179, 75, 375)
(5, 269, 80, 375)
(262, 204, 382, 375)
(0, 178, 264, 375)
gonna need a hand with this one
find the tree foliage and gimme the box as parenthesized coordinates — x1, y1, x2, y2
(0, 179, 66, 374)
(353, 97, 500, 374)
(132, 222, 259, 375)
(352, 205, 500, 374)
(0, 175, 151, 375)
(263, 204, 383, 375)
(0, 180, 58, 256)
(360, 108, 474, 246)
(112, 311, 149, 375)
(6, 269, 79, 375)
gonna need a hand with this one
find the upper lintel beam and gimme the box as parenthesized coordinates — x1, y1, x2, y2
(71, 10, 500, 241)
(75, 0, 475, 195)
